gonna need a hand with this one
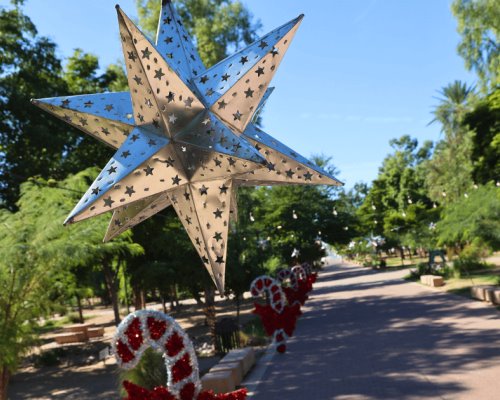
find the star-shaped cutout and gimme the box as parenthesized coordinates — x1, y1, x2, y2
(125, 186, 135, 197)
(32, 4, 341, 293)
(213, 208, 223, 219)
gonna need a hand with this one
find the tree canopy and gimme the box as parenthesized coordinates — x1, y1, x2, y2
(452, 0, 500, 91)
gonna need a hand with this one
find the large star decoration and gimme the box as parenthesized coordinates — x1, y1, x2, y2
(32, 0, 342, 293)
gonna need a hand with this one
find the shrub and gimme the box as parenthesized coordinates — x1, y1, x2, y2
(119, 348, 167, 393)
(33, 348, 66, 367)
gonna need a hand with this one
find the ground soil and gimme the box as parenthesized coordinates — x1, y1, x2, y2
(8, 294, 258, 400)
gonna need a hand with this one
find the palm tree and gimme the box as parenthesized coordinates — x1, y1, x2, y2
(425, 80, 476, 203)
(431, 80, 476, 140)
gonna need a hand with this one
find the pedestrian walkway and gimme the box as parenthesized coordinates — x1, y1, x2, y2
(245, 263, 500, 399)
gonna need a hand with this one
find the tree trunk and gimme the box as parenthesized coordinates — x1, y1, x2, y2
(173, 285, 180, 308)
(133, 286, 145, 311)
(191, 289, 204, 307)
(102, 260, 121, 326)
(160, 293, 167, 313)
(123, 271, 130, 314)
(235, 293, 241, 327)
(203, 284, 216, 346)
(76, 293, 84, 324)
(0, 366, 10, 400)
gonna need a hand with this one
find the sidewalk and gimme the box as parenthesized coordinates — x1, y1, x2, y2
(245, 263, 500, 399)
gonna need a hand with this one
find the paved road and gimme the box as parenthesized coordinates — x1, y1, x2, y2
(246, 263, 500, 400)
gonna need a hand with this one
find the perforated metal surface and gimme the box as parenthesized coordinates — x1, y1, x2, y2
(32, 1, 342, 293)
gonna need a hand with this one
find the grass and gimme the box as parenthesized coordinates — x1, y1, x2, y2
(35, 313, 95, 335)
(444, 273, 499, 295)
(385, 256, 427, 268)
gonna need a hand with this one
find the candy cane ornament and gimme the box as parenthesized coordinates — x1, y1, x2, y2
(250, 275, 300, 353)
(302, 262, 318, 284)
(301, 262, 312, 276)
(113, 310, 247, 400)
(276, 268, 307, 307)
(291, 265, 307, 282)
(276, 268, 298, 289)
(250, 275, 286, 314)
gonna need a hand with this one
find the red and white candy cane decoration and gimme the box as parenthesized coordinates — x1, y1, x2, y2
(301, 262, 312, 276)
(113, 310, 201, 399)
(250, 275, 286, 313)
(276, 268, 298, 289)
(250, 276, 287, 349)
(292, 265, 307, 281)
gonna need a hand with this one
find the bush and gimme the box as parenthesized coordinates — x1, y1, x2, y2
(34, 348, 66, 367)
(67, 312, 83, 324)
(119, 348, 167, 393)
(452, 257, 488, 278)
(414, 262, 430, 277)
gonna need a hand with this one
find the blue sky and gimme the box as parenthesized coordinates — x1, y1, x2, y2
(2, 0, 475, 188)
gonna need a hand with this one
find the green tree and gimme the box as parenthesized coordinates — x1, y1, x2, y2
(463, 89, 500, 184)
(0, 3, 126, 209)
(253, 157, 350, 268)
(357, 136, 435, 256)
(436, 183, 500, 251)
(135, 0, 261, 66)
(0, 168, 142, 399)
(452, 0, 500, 90)
(425, 81, 476, 203)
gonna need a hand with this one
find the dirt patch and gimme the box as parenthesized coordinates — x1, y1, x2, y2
(9, 295, 259, 399)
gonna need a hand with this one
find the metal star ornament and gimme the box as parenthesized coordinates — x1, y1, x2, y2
(32, 0, 342, 293)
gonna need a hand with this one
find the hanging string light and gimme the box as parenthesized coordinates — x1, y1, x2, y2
(249, 212, 255, 222)
(441, 191, 447, 197)
(402, 211, 407, 217)
(371, 203, 376, 210)
(473, 183, 478, 189)
(292, 210, 298, 219)
(343, 226, 349, 231)
(332, 207, 338, 216)
(464, 193, 469, 198)
(433, 202, 437, 208)
(407, 197, 413, 204)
